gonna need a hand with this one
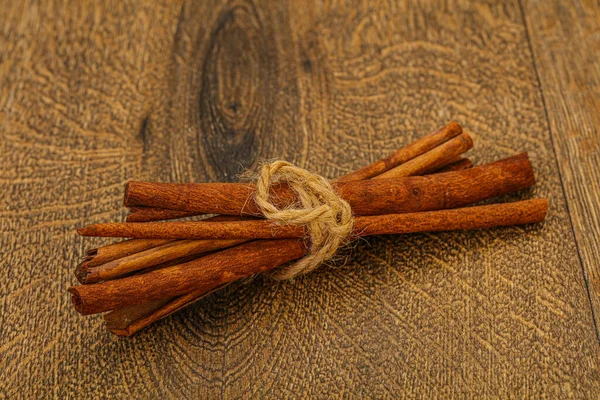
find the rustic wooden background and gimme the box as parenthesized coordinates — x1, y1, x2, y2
(1, 0, 599, 398)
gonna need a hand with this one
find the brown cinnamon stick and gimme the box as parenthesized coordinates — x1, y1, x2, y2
(82, 239, 173, 268)
(78, 238, 246, 284)
(69, 199, 548, 316)
(120, 153, 528, 219)
(337, 121, 462, 182)
(78, 197, 548, 240)
(374, 133, 473, 179)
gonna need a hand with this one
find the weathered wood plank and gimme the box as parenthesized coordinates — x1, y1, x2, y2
(521, 0, 600, 336)
(1, 0, 599, 398)
(0, 0, 183, 398)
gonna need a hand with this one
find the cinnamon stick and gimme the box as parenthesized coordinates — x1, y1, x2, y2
(337, 121, 462, 182)
(69, 199, 548, 315)
(374, 133, 473, 179)
(82, 239, 173, 268)
(120, 153, 528, 219)
(78, 197, 547, 240)
(77, 238, 246, 284)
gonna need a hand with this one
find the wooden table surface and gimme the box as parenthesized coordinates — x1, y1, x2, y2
(1, 0, 599, 398)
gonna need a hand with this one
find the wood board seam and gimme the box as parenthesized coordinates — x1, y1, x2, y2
(517, 0, 600, 342)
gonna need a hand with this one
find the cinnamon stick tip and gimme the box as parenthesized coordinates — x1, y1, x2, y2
(75, 261, 91, 284)
(523, 198, 549, 224)
(67, 287, 85, 314)
(460, 132, 474, 149)
(77, 226, 95, 236)
(516, 152, 536, 186)
(109, 328, 134, 337)
(447, 120, 463, 133)
(123, 181, 136, 207)
(538, 198, 549, 217)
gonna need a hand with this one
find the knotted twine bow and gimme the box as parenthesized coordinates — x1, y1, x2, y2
(253, 161, 354, 280)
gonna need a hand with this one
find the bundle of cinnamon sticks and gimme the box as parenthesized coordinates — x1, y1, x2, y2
(69, 122, 548, 336)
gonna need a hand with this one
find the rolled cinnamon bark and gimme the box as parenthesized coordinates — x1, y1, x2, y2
(373, 133, 473, 179)
(82, 239, 173, 268)
(69, 199, 548, 316)
(79, 198, 548, 240)
(119, 153, 532, 219)
(78, 238, 247, 284)
(73, 122, 549, 336)
(337, 121, 462, 182)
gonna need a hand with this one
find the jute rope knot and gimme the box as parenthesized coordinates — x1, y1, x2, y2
(253, 161, 354, 280)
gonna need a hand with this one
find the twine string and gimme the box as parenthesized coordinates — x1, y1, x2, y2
(253, 161, 354, 280)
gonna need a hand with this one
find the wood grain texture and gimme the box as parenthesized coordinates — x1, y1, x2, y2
(521, 0, 600, 336)
(1, 0, 599, 398)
